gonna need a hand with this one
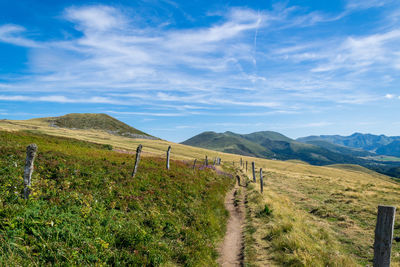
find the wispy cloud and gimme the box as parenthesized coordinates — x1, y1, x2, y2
(0, 2, 399, 122)
(0, 24, 41, 48)
(346, 0, 391, 10)
(0, 95, 126, 104)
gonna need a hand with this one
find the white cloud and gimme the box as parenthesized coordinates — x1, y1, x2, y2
(64, 5, 126, 32)
(0, 24, 41, 47)
(385, 94, 395, 99)
(0, 95, 127, 105)
(107, 110, 184, 117)
(346, 0, 389, 10)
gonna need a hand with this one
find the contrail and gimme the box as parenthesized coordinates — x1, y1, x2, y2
(253, 10, 261, 68)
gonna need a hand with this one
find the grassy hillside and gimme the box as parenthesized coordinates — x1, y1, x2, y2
(0, 131, 232, 265)
(183, 131, 400, 178)
(33, 113, 156, 139)
(240, 159, 400, 266)
(182, 131, 364, 166)
(181, 131, 274, 158)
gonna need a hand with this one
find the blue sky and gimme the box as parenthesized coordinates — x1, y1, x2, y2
(1, 0, 400, 142)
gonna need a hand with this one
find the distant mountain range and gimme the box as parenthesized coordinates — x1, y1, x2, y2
(182, 131, 400, 178)
(297, 133, 400, 157)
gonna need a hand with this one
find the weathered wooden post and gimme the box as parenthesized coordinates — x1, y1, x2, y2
(192, 159, 197, 170)
(23, 144, 38, 199)
(252, 162, 256, 182)
(240, 158, 242, 167)
(236, 175, 240, 186)
(213, 157, 217, 166)
(132, 144, 142, 177)
(260, 168, 263, 193)
(166, 145, 171, 170)
(246, 161, 248, 172)
(373, 205, 396, 267)
(205, 155, 208, 166)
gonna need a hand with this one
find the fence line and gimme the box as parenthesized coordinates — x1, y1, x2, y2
(19, 144, 398, 264)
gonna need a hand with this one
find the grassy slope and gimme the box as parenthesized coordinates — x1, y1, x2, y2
(181, 131, 273, 158)
(2, 120, 400, 265)
(244, 182, 357, 266)
(241, 160, 400, 266)
(0, 131, 232, 265)
(31, 113, 155, 138)
(0, 120, 224, 161)
(183, 131, 363, 166)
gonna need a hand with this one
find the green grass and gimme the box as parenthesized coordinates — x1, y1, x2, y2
(0, 130, 233, 265)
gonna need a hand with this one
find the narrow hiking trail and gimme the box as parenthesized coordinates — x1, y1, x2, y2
(218, 176, 245, 267)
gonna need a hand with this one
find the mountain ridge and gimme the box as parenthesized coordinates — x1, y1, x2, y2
(182, 130, 400, 178)
(297, 133, 400, 156)
(182, 130, 364, 166)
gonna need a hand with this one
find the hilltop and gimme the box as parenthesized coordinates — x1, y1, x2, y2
(30, 113, 157, 140)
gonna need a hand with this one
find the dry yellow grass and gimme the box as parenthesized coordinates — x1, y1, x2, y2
(244, 181, 357, 266)
(240, 160, 400, 266)
(2, 118, 400, 265)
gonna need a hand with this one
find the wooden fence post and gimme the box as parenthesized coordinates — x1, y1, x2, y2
(236, 175, 240, 186)
(132, 144, 142, 177)
(166, 146, 171, 170)
(240, 158, 242, 167)
(192, 159, 197, 170)
(373, 205, 396, 267)
(260, 168, 263, 193)
(252, 162, 256, 182)
(213, 157, 217, 166)
(246, 161, 248, 172)
(205, 155, 208, 166)
(23, 144, 38, 199)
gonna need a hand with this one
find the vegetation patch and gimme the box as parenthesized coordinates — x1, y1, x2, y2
(41, 113, 156, 139)
(243, 183, 357, 266)
(0, 131, 233, 265)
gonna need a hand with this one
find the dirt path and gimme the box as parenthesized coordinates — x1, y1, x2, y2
(218, 177, 245, 266)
